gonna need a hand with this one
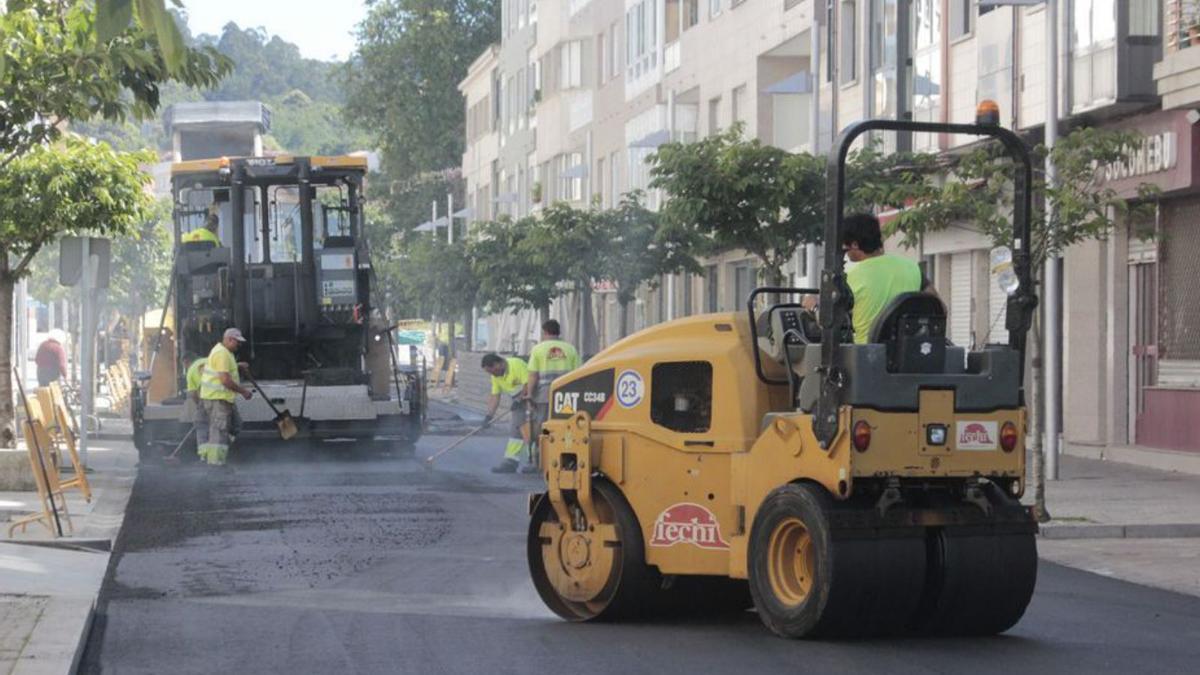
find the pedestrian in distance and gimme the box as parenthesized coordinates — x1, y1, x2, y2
(198, 328, 252, 466)
(35, 329, 70, 387)
(480, 352, 533, 474)
(524, 320, 580, 469)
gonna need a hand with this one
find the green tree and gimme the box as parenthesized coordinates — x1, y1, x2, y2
(395, 235, 479, 322)
(0, 140, 155, 444)
(0, 0, 228, 443)
(887, 126, 1158, 521)
(471, 216, 568, 322)
(597, 193, 700, 338)
(344, 0, 500, 178)
(650, 124, 826, 286)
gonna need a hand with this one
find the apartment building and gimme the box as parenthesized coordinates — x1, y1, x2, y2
(461, 1, 1198, 458)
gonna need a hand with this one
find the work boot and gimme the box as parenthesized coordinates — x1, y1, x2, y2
(491, 458, 518, 473)
(520, 463, 540, 475)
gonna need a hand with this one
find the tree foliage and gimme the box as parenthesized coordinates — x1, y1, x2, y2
(0, 0, 230, 168)
(889, 127, 1160, 272)
(1, 140, 155, 281)
(470, 216, 567, 316)
(392, 235, 479, 320)
(344, 0, 500, 178)
(650, 124, 826, 285)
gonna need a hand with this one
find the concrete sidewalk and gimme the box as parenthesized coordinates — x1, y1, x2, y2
(0, 439, 137, 675)
(1036, 454, 1200, 539)
(1031, 454, 1200, 599)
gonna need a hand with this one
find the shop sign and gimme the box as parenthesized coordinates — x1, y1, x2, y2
(1099, 131, 1177, 182)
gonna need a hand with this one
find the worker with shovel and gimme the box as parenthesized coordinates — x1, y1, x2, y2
(198, 328, 252, 466)
(480, 353, 532, 474)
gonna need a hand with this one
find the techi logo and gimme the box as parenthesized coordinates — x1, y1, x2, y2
(649, 503, 730, 550)
(956, 421, 998, 451)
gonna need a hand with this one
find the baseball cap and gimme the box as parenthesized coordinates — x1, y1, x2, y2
(223, 327, 247, 342)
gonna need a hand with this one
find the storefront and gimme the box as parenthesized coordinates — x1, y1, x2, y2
(1083, 109, 1200, 453)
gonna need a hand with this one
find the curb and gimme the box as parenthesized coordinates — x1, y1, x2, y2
(1039, 522, 1200, 540)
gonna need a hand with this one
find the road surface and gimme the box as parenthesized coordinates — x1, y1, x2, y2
(81, 423, 1200, 674)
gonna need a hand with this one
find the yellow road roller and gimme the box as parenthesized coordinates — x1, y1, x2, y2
(527, 116, 1041, 638)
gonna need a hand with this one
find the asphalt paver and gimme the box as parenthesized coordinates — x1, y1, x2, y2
(80, 432, 1200, 674)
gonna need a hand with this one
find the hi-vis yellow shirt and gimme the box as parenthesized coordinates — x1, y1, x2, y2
(186, 357, 206, 393)
(847, 254, 923, 344)
(199, 343, 239, 402)
(490, 357, 529, 396)
(182, 228, 220, 245)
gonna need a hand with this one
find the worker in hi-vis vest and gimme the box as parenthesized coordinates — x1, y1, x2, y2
(480, 353, 531, 474)
(182, 208, 221, 245)
(198, 328, 252, 466)
(524, 319, 580, 470)
(184, 352, 208, 455)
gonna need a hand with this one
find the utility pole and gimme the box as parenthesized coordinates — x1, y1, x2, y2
(1043, 0, 1061, 480)
(79, 238, 94, 468)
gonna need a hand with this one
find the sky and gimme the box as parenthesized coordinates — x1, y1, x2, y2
(180, 0, 369, 62)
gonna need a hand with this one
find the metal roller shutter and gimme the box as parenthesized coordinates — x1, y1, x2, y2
(950, 252, 973, 348)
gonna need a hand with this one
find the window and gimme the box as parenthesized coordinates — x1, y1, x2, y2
(911, 0, 942, 150)
(608, 24, 620, 80)
(949, 0, 971, 40)
(1129, 1, 1157, 37)
(731, 85, 747, 125)
(705, 264, 719, 312)
(651, 362, 712, 433)
(708, 96, 721, 134)
(709, 0, 722, 18)
(598, 31, 607, 82)
(825, 0, 835, 82)
(840, 0, 857, 83)
(733, 261, 755, 308)
(596, 157, 605, 206)
(1073, 0, 1116, 50)
(561, 41, 584, 89)
(609, 150, 620, 202)
(626, 0, 659, 80)
(684, 0, 699, 28)
(682, 272, 693, 316)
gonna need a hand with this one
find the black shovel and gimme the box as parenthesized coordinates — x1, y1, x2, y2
(245, 375, 299, 440)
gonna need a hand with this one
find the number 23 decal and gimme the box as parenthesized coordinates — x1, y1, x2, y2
(616, 370, 644, 409)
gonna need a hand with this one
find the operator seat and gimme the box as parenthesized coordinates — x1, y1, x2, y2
(868, 292, 947, 374)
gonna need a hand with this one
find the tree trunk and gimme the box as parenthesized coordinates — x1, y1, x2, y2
(618, 300, 630, 339)
(0, 259, 16, 447)
(1028, 311, 1051, 522)
(576, 283, 595, 357)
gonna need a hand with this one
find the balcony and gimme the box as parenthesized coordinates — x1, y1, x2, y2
(665, 40, 681, 74)
(1157, 1, 1200, 109)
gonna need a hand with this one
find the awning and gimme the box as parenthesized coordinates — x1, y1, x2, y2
(453, 207, 475, 218)
(561, 163, 589, 179)
(629, 129, 671, 149)
(764, 71, 814, 95)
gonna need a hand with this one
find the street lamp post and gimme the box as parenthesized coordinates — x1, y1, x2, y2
(980, 0, 1060, 480)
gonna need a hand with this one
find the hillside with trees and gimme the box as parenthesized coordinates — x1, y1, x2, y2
(74, 16, 369, 156)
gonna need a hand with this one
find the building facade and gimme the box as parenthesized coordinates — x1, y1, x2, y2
(460, 1, 1199, 458)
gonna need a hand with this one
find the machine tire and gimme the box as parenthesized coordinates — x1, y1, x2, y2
(748, 483, 925, 638)
(527, 481, 659, 622)
(911, 526, 1037, 636)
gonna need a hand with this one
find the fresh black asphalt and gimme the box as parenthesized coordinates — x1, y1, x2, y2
(80, 425, 1200, 674)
